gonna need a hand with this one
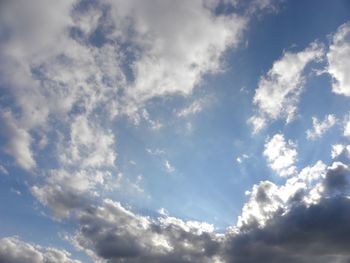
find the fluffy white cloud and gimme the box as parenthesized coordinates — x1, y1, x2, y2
(0, 0, 247, 177)
(306, 114, 337, 140)
(327, 22, 350, 97)
(250, 42, 324, 132)
(105, 0, 247, 103)
(0, 111, 36, 170)
(263, 133, 298, 177)
(0, 236, 81, 263)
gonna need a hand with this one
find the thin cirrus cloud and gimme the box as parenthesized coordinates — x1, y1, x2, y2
(0, 0, 349, 263)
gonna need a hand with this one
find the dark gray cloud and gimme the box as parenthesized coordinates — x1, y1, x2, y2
(73, 199, 221, 263)
(324, 162, 349, 191)
(223, 196, 350, 263)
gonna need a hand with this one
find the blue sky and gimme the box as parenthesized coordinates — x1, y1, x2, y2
(0, 0, 350, 262)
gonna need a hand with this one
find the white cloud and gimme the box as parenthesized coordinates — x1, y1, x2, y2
(32, 168, 111, 218)
(306, 114, 337, 140)
(236, 154, 249, 164)
(146, 148, 166, 156)
(164, 160, 175, 173)
(0, 111, 36, 171)
(142, 109, 163, 130)
(250, 42, 324, 132)
(331, 144, 350, 159)
(176, 98, 208, 118)
(327, 22, 350, 97)
(263, 133, 298, 177)
(344, 113, 350, 138)
(58, 115, 116, 168)
(0, 236, 81, 263)
(0, 0, 247, 177)
(107, 0, 247, 102)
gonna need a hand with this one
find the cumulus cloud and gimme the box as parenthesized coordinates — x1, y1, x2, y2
(2, 1, 350, 263)
(224, 196, 350, 263)
(306, 114, 337, 140)
(63, 161, 350, 263)
(237, 161, 327, 228)
(108, 0, 247, 103)
(250, 42, 324, 132)
(0, 236, 81, 263)
(71, 199, 221, 263)
(263, 133, 298, 177)
(0, 0, 247, 183)
(327, 22, 350, 97)
(227, 161, 350, 263)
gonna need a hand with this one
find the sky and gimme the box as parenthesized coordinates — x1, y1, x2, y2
(0, 0, 350, 262)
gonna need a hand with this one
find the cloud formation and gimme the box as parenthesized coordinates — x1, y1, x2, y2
(0, 237, 81, 263)
(64, 161, 350, 263)
(0, 1, 349, 263)
(306, 114, 337, 140)
(327, 22, 350, 97)
(263, 133, 298, 176)
(250, 42, 324, 132)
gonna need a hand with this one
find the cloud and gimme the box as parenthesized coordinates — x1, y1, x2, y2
(142, 109, 163, 130)
(58, 115, 116, 168)
(71, 199, 221, 263)
(1, 2, 349, 263)
(0, 164, 9, 175)
(237, 160, 326, 228)
(220, 0, 286, 15)
(236, 154, 249, 164)
(0, 236, 81, 263)
(327, 22, 350, 97)
(263, 133, 298, 177)
(227, 161, 350, 263)
(164, 160, 175, 173)
(0, 111, 36, 171)
(176, 98, 209, 118)
(106, 0, 247, 103)
(250, 42, 324, 132)
(31, 169, 111, 218)
(331, 144, 350, 159)
(0, 0, 247, 183)
(306, 114, 337, 140)
(344, 113, 350, 138)
(224, 196, 350, 263)
(63, 161, 349, 263)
